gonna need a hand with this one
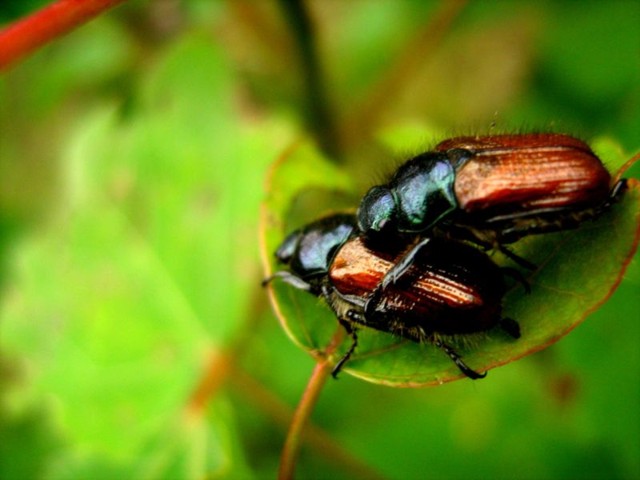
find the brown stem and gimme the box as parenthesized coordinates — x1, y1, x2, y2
(184, 350, 232, 418)
(617, 151, 640, 181)
(230, 366, 387, 480)
(278, 329, 344, 480)
(184, 275, 270, 417)
(278, 362, 331, 480)
(0, 0, 128, 71)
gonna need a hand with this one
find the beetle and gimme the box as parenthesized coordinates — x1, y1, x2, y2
(266, 212, 357, 295)
(357, 133, 627, 289)
(264, 214, 523, 379)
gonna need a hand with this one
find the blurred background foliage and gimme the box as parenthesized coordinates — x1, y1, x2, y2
(0, 1, 639, 479)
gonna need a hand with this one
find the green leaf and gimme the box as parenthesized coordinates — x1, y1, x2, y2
(261, 141, 640, 387)
(1, 32, 293, 475)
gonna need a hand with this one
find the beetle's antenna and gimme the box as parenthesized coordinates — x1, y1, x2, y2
(262, 271, 312, 291)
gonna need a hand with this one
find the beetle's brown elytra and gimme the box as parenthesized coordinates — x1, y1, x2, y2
(435, 134, 612, 216)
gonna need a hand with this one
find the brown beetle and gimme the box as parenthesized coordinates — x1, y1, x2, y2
(359, 133, 624, 238)
(328, 235, 521, 378)
(264, 214, 521, 379)
(356, 133, 626, 277)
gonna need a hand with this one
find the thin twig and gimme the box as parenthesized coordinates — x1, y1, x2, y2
(342, 0, 468, 148)
(0, 0, 128, 71)
(230, 366, 388, 480)
(277, 0, 341, 161)
(617, 151, 640, 182)
(184, 277, 270, 417)
(278, 361, 331, 479)
(278, 328, 345, 480)
(184, 350, 233, 417)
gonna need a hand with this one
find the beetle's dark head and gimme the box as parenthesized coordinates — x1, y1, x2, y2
(275, 214, 357, 278)
(274, 230, 301, 266)
(357, 186, 397, 235)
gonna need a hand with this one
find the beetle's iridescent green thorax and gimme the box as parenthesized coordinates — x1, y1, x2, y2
(357, 152, 459, 235)
(392, 152, 458, 232)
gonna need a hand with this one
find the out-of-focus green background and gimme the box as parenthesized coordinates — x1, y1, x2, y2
(1, 1, 639, 479)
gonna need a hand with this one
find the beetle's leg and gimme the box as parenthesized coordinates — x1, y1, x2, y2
(364, 237, 431, 317)
(346, 308, 365, 324)
(346, 305, 390, 331)
(262, 271, 313, 291)
(497, 244, 536, 270)
(594, 178, 629, 213)
(608, 178, 628, 203)
(332, 319, 358, 378)
(363, 287, 384, 318)
(446, 224, 537, 270)
(382, 237, 431, 290)
(433, 339, 486, 380)
(499, 317, 521, 339)
(501, 266, 531, 293)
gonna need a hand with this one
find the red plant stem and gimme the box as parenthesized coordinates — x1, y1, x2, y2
(0, 0, 128, 71)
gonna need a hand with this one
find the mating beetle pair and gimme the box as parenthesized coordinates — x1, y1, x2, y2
(266, 133, 627, 379)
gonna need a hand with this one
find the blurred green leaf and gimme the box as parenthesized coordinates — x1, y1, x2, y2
(0, 0, 49, 22)
(0, 32, 293, 476)
(0, 359, 62, 480)
(541, 1, 639, 106)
